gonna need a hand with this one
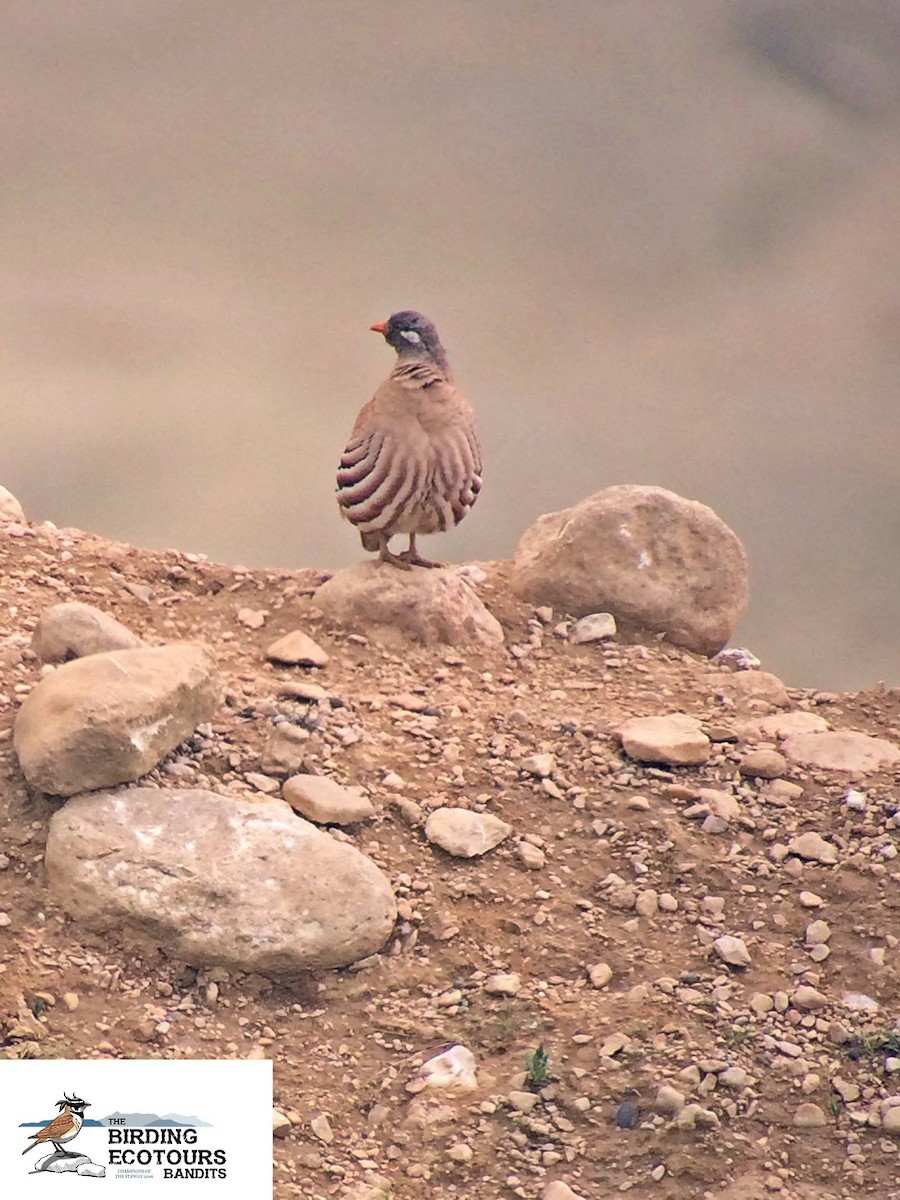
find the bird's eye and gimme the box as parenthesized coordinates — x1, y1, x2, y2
(400, 329, 422, 344)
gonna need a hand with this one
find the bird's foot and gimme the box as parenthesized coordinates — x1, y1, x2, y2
(397, 551, 443, 569)
(378, 547, 413, 571)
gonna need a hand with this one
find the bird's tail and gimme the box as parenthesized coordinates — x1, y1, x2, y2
(22, 1139, 39, 1155)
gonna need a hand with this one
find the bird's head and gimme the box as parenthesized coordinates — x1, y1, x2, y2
(370, 311, 446, 365)
(56, 1093, 90, 1114)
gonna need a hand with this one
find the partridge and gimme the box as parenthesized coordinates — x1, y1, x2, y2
(336, 311, 482, 569)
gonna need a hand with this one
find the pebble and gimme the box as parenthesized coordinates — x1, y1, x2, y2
(446, 1143, 473, 1163)
(273, 1110, 292, 1137)
(714, 935, 752, 967)
(517, 841, 546, 870)
(798, 891, 824, 908)
(635, 889, 659, 918)
(310, 1114, 334, 1143)
(792, 985, 827, 1011)
(61, 993, 80, 1012)
(424, 808, 511, 858)
(805, 920, 831, 946)
(522, 753, 555, 778)
(543, 1182, 586, 1200)
(0, 912, 11, 927)
(508, 1090, 539, 1113)
(588, 962, 613, 989)
(614, 1102, 639, 1128)
(655, 1084, 685, 1114)
(617, 713, 711, 766)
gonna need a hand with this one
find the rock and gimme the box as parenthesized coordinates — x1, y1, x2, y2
(739, 749, 787, 779)
(282, 775, 374, 824)
(260, 725, 311, 775)
(61, 992, 79, 1012)
(792, 985, 828, 1011)
(36, 1152, 94, 1173)
(588, 962, 614, 988)
(522, 752, 555, 778)
(655, 1084, 685, 1114)
(735, 712, 829, 741)
(409, 1045, 477, 1094)
(617, 714, 710, 766)
(798, 891, 824, 909)
(0, 485, 25, 522)
(749, 993, 773, 1015)
(265, 630, 329, 667)
(711, 670, 790, 708)
(793, 1102, 827, 1128)
(635, 888, 659, 917)
(788, 832, 838, 865)
(315, 563, 504, 649)
(310, 1114, 334, 1144)
(44, 789, 397, 976)
(14, 643, 221, 796)
(511, 484, 748, 656)
(32, 602, 142, 663)
(675, 1103, 719, 1129)
(517, 841, 546, 870)
(543, 1182, 586, 1200)
(698, 788, 741, 821)
(884, 1106, 900, 1136)
(508, 1090, 539, 1112)
(714, 935, 751, 967)
(719, 1067, 750, 1088)
(484, 972, 521, 997)
(425, 808, 511, 857)
(570, 612, 617, 643)
(805, 920, 831, 946)
(614, 1101, 639, 1128)
(77, 1163, 106, 1177)
(782, 730, 900, 773)
(273, 1110, 292, 1137)
(446, 1143, 473, 1163)
(832, 1078, 860, 1104)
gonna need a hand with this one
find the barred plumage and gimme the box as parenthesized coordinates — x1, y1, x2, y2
(337, 311, 482, 569)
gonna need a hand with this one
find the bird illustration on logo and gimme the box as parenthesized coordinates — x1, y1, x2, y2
(22, 1092, 91, 1157)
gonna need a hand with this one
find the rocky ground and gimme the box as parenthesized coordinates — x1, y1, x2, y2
(1, 514, 900, 1200)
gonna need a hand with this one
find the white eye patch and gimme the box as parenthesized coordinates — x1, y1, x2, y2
(400, 329, 422, 344)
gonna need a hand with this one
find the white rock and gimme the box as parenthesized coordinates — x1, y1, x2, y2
(0, 485, 24, 521)
(655, 1084, 685, 1113)
(714, 935, 751, 967)
(788, 832, 838, 865)
(410, 1044, 477, 1094)
(273, 1110, 292, 1137)
(45, 790, 396, 977)
(616, 714, 710, 766)
(782, 730, 900, 773)
(570, 612, 617, 643)
(588, 962, 613, 989)
(265, 630, 329, 667)
(522, 752, 555, 778)
(282, 775, 375, 824)
(32, 602, 142, 663)
(425, 808, 511, 858)
(793, 1102, 827, 1127)
(543, 1182, 586, 1200)
(484, 972, 521, 997)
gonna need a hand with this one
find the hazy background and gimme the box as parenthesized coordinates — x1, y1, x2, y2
(3, 0, 899, 689)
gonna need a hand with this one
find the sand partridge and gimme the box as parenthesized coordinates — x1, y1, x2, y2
(336, 311, 482, 569)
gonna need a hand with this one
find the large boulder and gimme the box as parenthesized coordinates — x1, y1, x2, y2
(315, 563, 504, 649)
(14, 643, 220, 796)
(44, 789, 397, 975)
(0, 485, 25, 522)
(511, 485, 748, 656)
(32, 601, 142, 663)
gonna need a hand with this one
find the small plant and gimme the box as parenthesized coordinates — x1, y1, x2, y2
(524, 1044, 550, 1090)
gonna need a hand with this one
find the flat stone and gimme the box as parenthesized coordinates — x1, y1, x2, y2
(805, 920, 831, 946)
(32, 601, 142, 663)
(832, 1078, 860, 1103)
(543, 1183, 586, 1200)
(511, 484, 748, 656)
(425, 808, 511, 858)
(315, 563, 504, 649)
(522, 752, 555, 778)
(710, 670, 790, 708)
(782, 730, 900, 773)
(798, 891, 824, 908)
(616, 714, 710, 766)
(409, 1044, 477, 1094)
(282, 775, 375, 824)
(484, 972, 521, 997)
(265, 630, 329, 667)
(735, 712, 829, 741)
(517, 841, 546, 870)
(508, 1090, 539, 1112)
(14, 643, 221, 796)
(44, 789, 396, 976)
(788, 832, 838, 865)
(793, 1102, 827, 1128)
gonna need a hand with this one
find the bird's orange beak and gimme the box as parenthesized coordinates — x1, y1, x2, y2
(369, 321, 387, 334)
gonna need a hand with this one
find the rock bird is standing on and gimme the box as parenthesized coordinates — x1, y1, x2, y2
(336, 311, 482, 569)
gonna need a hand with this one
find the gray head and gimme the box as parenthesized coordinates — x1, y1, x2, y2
(370, 311, 449, 371)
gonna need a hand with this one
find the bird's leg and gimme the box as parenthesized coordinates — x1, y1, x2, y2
(399, 533, 443, 569)
(52, 1142, 73, 1156)
(375, 532, 412, 570)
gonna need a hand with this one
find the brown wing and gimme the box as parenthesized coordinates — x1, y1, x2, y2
(27, 1111, 73, 1144)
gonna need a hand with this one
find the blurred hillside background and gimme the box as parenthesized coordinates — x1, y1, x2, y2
(2, 0, 899, 689)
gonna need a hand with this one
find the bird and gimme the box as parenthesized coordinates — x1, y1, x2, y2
(22, 1093, 90, 1157)
(336, 311, 482, 569)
